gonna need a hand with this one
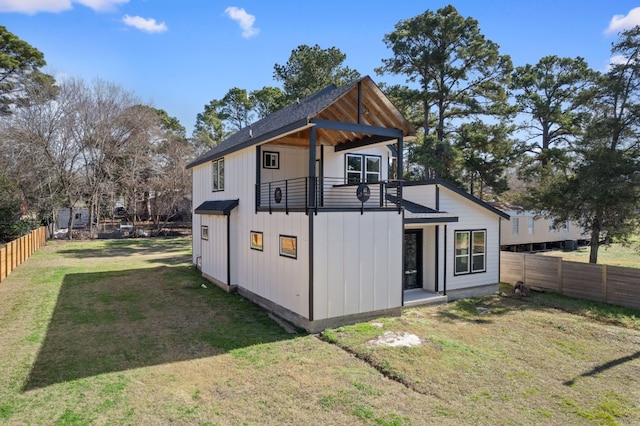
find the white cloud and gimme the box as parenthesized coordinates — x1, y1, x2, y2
(0, 0, 128, 14)
(76, 0, 128, 12)
(605, 54, 634, 72)
(609, 55, 629, 66)
(122, 14, 167, 34)
(224, 6, 259, 38)
(605, 7, 640, 35)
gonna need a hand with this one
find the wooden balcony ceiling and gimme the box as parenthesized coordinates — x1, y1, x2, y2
(273, 77, 415, 148)
(187, 76, 416, 169)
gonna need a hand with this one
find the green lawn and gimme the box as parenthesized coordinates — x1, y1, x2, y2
(1, 237, 639, 425)
(540, 237, 640, 268)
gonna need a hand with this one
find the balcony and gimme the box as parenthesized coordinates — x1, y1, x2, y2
(255, 177, 402, 214)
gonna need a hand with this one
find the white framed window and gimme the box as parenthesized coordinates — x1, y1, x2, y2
(512, 218, 519, 235)
(201, 225, 209, 241)
(528, 217, 534, 235)
(346, 154, 363, 183)
(263, 151, 279, 169)
(365, 156, 380, 183)
(455, 230, 486, 275)
(345, 154, 381, 183)
(212, 158, 224, 192)
(455, 231, 470, 274)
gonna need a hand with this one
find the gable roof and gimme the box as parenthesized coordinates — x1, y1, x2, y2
(403, 179, 511, 220)
(187, 76, 415, 169)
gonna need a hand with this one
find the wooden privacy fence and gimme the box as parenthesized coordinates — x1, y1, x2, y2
(0, 227, 47, 283)
(501, 251, 640, 310)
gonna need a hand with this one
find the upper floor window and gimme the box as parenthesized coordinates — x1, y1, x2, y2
(345, 154, 381, 184)
(263, 151, 279, 169)
(212, 158, 224, 192)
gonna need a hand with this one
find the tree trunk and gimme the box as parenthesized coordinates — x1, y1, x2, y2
(67, 206, 73, 240)
(588, 225, 600, 264)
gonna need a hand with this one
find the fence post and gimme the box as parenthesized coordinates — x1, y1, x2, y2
(602, 265, 608, 304)
(557, 257, 563, 294)
(522, 253, 527, 284)
(20, 236, 25, 265)
(0, 246, 5, 283)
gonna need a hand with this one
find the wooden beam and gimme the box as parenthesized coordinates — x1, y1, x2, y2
(334, 134, 396, 152)
(312, 118, 402, 138)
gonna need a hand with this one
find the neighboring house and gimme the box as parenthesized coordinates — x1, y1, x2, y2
(57, 207, 90, 230)
(491, 202, 588, 251)
(187, 76, 509, 332)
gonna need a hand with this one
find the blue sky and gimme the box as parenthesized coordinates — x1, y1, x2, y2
(2, 1, 640, 133)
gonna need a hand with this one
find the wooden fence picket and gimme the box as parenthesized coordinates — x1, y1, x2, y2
(0, 227, 47, 284)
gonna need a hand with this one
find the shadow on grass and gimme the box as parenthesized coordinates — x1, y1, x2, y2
(55, 237, 190, 259)
(23, 264, 296, 391)
(564, 351, 640, 386)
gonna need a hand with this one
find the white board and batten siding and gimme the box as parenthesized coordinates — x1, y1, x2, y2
(192, 147, 311, 318)
(322, 144, 391, 179)
(438, 187, 501, 291)
(237, 211, 310, 318)
(260, 145, 308, 183)
(199, 215, 228, 283)
(313, 211, 403, 321)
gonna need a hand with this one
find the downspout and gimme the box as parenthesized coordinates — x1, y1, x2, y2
(255, 146, 261, 213)
(308, 126, 317, 321)
(443, 224, 447, 296)
(397, 136, 403, 213)
(398, 134, 405, 305)
(498, 217, 502, 284)
(401, 209, 405, 306)
(435, 225, 439, 293)
(227, 213, 231, 286)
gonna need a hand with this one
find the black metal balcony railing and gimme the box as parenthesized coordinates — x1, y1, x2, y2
(255, 176, 402, 214)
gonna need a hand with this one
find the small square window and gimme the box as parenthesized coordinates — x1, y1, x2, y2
(201, 225, 209, 240)
(250, 231, 263, 251)
(279, 235, 297, 259)
(263, 151, 279, 169)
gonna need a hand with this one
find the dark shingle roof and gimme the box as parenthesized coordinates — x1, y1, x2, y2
(187, 80, 358, 169)
(194, 199, 239, 215)
(403, 179, 511, 220)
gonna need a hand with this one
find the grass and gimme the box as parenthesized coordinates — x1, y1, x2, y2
(1, 238, 640, 425)
(321, 286, 640, 425)
(539, 236, 640, 268)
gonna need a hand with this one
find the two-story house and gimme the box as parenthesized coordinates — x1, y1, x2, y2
(188, 76, 508, 332)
